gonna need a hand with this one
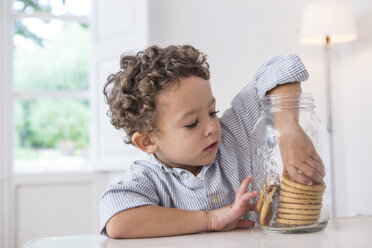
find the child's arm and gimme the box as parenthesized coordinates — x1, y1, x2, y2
(267, 82, 325, 185)
(105, 176, 257, 238)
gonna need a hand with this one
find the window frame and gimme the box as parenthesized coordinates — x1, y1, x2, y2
(11, 1, 93, 174)
(1, 0, 13, 246)
(7, 0, 149, 174)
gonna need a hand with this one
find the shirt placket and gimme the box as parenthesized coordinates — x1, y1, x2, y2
(203, 163, 225, 211)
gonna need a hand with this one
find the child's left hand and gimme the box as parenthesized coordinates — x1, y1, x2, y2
(278, 124, 325, 185)
(207, 176, 257, 231)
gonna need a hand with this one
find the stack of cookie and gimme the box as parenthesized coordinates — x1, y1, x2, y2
(275, 172, 325, 226)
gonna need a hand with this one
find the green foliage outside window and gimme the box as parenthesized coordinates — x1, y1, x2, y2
(14, 0, 91, 159)
(15, 99, 89, 149)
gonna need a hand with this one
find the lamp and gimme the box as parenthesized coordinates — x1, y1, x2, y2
(299, 0, 357, 217)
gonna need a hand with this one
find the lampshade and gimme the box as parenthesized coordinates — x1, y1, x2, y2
(299, 1, 358, 45)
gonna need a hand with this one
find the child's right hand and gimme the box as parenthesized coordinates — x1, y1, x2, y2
(207, 176, 257, 231)
(279, 124, 325, 185)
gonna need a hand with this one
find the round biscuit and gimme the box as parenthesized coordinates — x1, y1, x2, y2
(277, 213, 320, 220)
(279, 202, 322, 210)
(280, 189, 323, 200)
(282, 173, 326, 192)
(279, 195, 323, 204)
(256, 189, 266, 213)
(259, 185, 277, 226)
(275, 217, 318, 225)
(277, 207, 320, 215)
(260, 198, 272, 226)
(280, 182, 324, 196)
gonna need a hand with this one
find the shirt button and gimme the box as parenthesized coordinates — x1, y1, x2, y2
(211, 196, 218, 204)
(181, 171, 189, 180)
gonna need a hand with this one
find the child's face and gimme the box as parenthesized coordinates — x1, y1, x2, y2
(150, 76, 221, 173)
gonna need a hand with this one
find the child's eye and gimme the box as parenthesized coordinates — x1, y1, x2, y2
(185, 120, 198, 129)
(210, 110, 220, 116)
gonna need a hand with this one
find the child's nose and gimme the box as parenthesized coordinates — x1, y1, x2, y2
(204, 119, 218, 137)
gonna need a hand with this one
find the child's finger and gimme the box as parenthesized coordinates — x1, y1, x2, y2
(236, 191, 257, 209)
(298, 162, 323, 184)
(286, 165, 312, 185)
(311, 153, 325, 176)
(312, 152, 325, 169)
(307, 158, 325, 178)
(236, 176, 252, 199)
(245, 203, 256, 212)
(236, 219, 255, 229)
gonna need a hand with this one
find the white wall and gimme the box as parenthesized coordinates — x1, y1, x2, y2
(146, 0, 372, 217)
(147, 0, 324, 115)
(11, 173, 107, 248)
(334, 0, 372, 216)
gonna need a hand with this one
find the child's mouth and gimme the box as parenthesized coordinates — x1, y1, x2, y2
(204, 141, 218, 152)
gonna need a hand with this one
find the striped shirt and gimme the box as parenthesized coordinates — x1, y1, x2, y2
(99, 54, 309, 235)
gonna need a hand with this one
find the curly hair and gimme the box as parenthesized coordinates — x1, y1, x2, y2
(103, 45, 210, 145)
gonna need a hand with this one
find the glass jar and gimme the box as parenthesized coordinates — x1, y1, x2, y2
(251, 93, 331, 233)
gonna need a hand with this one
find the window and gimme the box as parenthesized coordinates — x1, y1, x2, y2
(12, 0, 92, 173)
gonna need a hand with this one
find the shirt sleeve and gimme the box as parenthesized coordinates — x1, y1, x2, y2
(99, 162, 160, 236)
(220, 54, 309, 149)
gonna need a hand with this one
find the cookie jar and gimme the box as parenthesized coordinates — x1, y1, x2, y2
(251, 93, 331, 233)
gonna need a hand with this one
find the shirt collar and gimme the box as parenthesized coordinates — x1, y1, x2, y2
(148, 154, 215, 176)
(148, 154, 177, 174)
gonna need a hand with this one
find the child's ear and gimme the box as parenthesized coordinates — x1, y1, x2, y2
(131, 132, 157, 154)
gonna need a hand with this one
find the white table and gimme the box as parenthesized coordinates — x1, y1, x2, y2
(23, 216, 372, 248)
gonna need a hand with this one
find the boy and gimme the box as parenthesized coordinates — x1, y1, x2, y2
(100, 45, 325, 238)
